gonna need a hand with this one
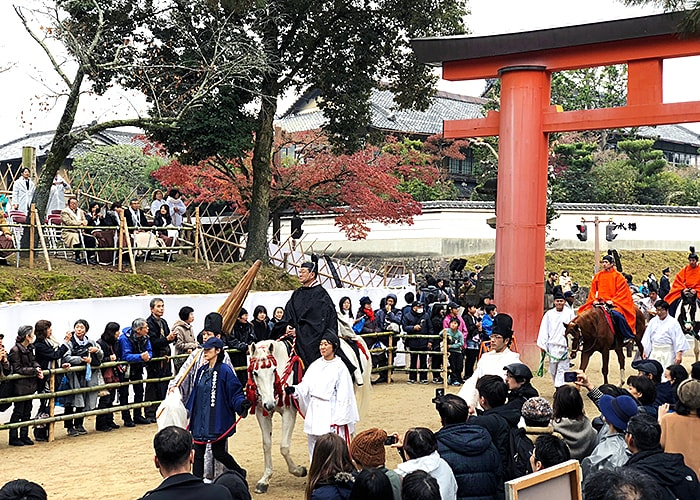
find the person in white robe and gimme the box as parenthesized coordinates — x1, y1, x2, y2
(287, 333, 359, 460)
(458, 313, 520, 410)
(46, 174, 70, 213)
(641, 300, 689, 369)
(11, 167, 35, 215)
(538, 291, 576, 387)
(166, 189, 187, 227)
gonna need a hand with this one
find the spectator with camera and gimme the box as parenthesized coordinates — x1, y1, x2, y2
(394, 427, 457, 500)
(434, 394, 501, 500)
(61, 319, 103, 437)
(350, 428, 401, 500)
(118, 318, 152, 427)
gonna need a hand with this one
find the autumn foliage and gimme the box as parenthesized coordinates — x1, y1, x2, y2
(151, 132, 456, 240)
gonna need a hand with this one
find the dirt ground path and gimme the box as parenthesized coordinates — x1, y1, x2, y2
(2, 353, 695, 499)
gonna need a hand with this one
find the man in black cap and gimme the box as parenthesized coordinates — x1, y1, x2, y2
(503, 363, 538, 417)
(659, 267, 671, 300)
(458, 313, 521, 409)
(563, 290, 575, 311)
(284, 260, 359, 382)
(631, 358, 675, 408)
(538, 290, 575, 387)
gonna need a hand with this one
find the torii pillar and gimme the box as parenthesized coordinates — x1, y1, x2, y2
(412, 11, 700, 365)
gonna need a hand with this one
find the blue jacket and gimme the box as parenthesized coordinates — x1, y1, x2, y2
(118, 328, 153, 363)
(310, 477, 354, 500)
(186, 363, 246, 440)
(436, 423, 501, 500)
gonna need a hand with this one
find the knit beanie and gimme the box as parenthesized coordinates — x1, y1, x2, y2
(521, 397, 553, 427)
(350, 428, 386, 468)
(677, 378, 700, 411)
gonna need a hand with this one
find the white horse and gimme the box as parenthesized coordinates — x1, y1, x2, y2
(674, 293, 700, 362)
(247, 327, 371, 494)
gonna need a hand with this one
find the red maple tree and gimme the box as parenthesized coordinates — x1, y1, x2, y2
(151, 131, 453, 240)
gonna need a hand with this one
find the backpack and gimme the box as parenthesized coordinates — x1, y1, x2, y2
(505, 426, 534, 481)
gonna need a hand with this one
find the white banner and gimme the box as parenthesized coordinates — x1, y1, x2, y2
(0, 286, 414, 344)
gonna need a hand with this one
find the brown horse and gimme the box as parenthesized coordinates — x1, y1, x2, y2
(564, 306, 645, 385)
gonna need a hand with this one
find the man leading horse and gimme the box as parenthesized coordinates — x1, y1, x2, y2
(578, 254, 637, 345)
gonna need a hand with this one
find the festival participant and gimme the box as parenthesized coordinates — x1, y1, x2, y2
(61, 319, 103, 437)
(538, 291, 575, 387)
(11, 167, 34, 215)
(172, 306, 197, 372)
(659, 378, 700, 477)
(640, 300, 689, 368)
(286, 334, 360, 459)
(8, 325, 43, 446)
(145, 297, 175, 423)
(434, 394, 501, 500)
(659, 267, 671, 299)
(665, 247, 700, 315)
(394, 427, 458, 500)
(304, 433, 356, 500)
(139, 426, 234, 500)
(170, 312, 234, 482)
(118, 318, 152, 427)
(350, 429, 401, 500)
(458, 313, 521, 410)
(284, 260, 358, 381)
(186, 337, 251, 480)
(578, 254, 637, 342)
(639, 290, 659, 320)
(623, 413, 700, 500)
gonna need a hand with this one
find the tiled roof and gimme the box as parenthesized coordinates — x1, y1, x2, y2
(276, 88, 486, 136)
(420, 200, 700, 214)
(633, 124, 700, 147)
(0, 127, 147, 162)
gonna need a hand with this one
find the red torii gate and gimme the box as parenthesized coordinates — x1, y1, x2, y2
(412, 11, 700, 364)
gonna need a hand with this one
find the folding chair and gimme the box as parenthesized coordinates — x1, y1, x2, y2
(8, 211, 26, 267)
(45, 215, 69, 260)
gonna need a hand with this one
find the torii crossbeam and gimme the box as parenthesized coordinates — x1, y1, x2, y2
(412, 11, 700, 364)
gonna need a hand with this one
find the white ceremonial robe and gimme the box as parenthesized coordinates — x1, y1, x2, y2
(293, 355, 359, 459)
(457, 347, 520, 409)
(642, 314, 689, 369)
(46, 174, 69, 213)
(537, 307, 575, 387)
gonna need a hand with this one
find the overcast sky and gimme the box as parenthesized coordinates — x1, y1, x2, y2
(1, 0, 698, 145)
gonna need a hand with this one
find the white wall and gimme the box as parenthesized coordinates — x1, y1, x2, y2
(274, 204, 700, 257)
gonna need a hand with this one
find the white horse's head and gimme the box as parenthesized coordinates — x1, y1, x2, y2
(248, 341, 282, 413)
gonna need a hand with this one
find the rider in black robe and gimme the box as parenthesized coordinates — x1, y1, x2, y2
(284, 261, 359, 380)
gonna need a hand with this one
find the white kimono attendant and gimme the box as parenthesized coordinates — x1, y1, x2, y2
(457, 347, 520, 410)
(642, 314, 689, 369)
(292, 355, 359, 459)
(537, 306, 575, 387)
(46, 174, 70, 213)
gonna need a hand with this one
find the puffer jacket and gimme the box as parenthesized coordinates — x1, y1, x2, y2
(9, 343, 40, 396)
(436, 423, 501, 500)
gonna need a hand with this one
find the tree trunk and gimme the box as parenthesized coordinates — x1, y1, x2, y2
(34, 68, 85, 222)
(243, 75, 278, 261)
(21, 69, 84, 248)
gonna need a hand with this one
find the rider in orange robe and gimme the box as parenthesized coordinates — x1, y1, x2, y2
(665, 249, 700, 315)
(579, 254, 636, 337)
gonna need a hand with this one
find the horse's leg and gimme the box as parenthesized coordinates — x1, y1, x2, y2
(280, 407, 307, 477)
(254, 412, 275, 494)
(601, 347, 610, 385)
(579, 351, 591, 375)
(615, 344, 626, 386)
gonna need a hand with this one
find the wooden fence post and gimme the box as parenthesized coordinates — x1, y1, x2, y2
(387, 333, 394, 384)
(29, 203, 35, 269)
(194, 207, 200, 263)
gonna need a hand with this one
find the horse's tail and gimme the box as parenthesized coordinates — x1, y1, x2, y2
(355, 336, 372, 419)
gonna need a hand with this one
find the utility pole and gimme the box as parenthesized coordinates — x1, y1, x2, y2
(580, 216, 612, 273)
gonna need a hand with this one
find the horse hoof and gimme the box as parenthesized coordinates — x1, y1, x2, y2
(294, 466, 308, 478)
(255, 482, 269, 494)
